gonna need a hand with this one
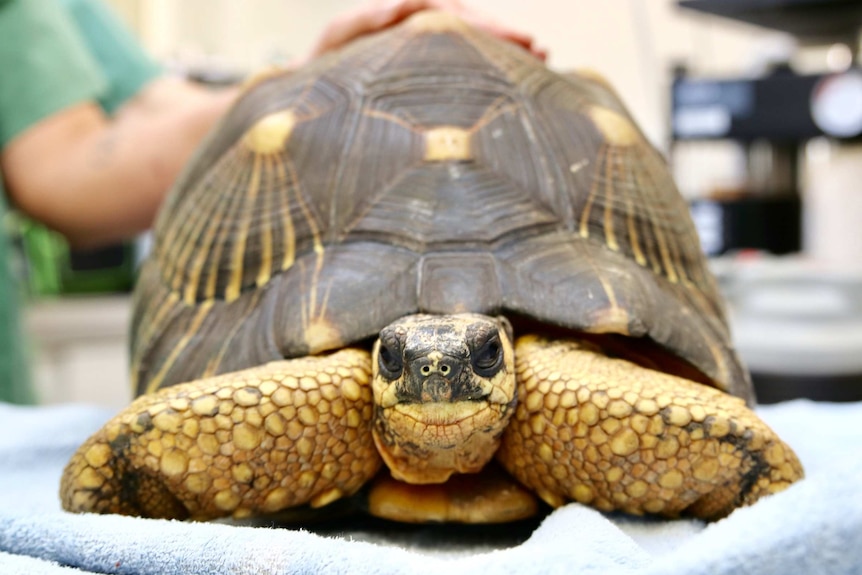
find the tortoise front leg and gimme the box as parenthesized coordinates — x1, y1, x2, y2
(60, 348, 381, 520)
(496, 336, 803, 520)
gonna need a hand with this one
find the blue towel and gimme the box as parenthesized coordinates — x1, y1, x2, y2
(0, 400, 859, 574)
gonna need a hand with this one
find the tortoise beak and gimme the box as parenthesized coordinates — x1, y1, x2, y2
(418, 373, 454, 402)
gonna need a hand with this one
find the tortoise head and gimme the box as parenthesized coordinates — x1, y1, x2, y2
(371, 314, 517, 484)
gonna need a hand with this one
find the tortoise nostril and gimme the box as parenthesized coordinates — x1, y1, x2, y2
(413, 357, 460, 380)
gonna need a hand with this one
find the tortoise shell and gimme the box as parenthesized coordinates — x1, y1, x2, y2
(131, 12, 751, 405)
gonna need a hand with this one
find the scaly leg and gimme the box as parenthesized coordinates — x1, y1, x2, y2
(496, 336, 803, 520)
(60, 348, 380, 520)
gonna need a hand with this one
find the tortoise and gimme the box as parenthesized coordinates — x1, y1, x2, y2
(60, 11, 803, 524)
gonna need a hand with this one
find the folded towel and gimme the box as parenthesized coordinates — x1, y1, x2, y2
(0, 400, 859, 575)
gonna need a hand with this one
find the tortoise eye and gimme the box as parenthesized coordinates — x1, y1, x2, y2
(472, 334, 503, 377)
(378, 342, 404, 379)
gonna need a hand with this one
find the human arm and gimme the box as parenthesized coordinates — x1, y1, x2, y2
(0, 0, 231, 250)
(1, 78, 236, 249)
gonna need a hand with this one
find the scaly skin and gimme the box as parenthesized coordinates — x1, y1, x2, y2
(60, 333, 803, 521)
(60, 349, 380, 519)
(496, 335, 804, 520)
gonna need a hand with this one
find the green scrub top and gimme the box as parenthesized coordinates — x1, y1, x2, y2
(0, 0, 160, 403)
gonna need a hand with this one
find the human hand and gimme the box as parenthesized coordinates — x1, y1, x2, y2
(294, 0, 547, 67)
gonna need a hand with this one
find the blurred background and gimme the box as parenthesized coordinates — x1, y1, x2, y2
(20, 0, 862, 408)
